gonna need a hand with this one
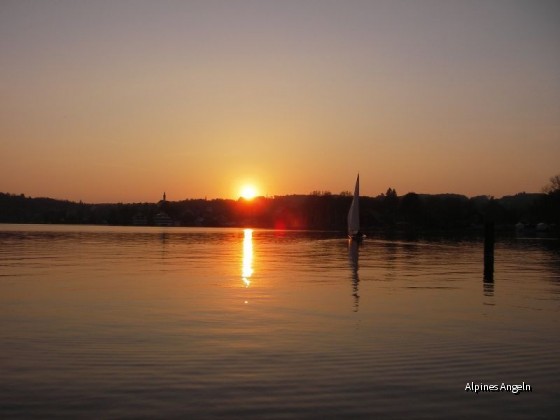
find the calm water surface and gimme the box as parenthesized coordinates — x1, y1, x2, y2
(1, 225, 559, 419)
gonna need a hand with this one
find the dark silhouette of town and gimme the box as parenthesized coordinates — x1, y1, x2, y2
(2, 182, 559, 233)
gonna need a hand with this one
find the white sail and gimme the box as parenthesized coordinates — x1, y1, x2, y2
(347, 174, 360, 236)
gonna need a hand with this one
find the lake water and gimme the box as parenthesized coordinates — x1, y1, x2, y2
(1, 224, 559, 419)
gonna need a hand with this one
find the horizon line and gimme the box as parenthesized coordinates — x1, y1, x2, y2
(1, 190, 545, 205)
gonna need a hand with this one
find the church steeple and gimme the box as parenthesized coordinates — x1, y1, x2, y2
(155, 191, 173, 226)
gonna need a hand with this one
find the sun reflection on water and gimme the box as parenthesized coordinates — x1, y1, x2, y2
(242, 229, 253, 287)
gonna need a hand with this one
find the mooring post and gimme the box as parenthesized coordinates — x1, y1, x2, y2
(484, 220, 494, 281)
(483, 200, 496, 282)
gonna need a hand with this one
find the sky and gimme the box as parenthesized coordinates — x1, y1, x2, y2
(1, 0, 559, 203)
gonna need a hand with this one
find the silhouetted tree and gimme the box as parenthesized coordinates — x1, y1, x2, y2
(385, 188, 397, 198)
(540, 174, 560, 225)
(383, 188, 399, 225)
(542, 174, 560, 194)
(400, 192, 424, 225)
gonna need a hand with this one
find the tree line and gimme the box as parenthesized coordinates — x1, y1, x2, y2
(1, 186, 558, 232)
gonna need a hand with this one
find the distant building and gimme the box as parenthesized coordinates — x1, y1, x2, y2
(132, 213, 148, 226)
(158, 192, 167, 206)
(154, 212, 173, 226)
(154, 192, 173, 226)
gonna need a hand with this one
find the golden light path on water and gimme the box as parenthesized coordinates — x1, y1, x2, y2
(242, 229, 253, 288)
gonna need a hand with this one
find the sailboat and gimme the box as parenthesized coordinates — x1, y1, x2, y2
(348, 174, 364, 241)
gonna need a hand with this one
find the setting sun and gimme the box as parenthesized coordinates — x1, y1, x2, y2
(240, 185, 258, 200)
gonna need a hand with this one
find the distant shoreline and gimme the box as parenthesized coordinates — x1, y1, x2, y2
(1, 191, 557, 233)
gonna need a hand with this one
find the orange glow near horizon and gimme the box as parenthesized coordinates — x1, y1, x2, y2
(2, 2, 559, 203)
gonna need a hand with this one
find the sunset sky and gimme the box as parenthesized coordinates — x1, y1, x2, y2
(1, 0, 559, 203)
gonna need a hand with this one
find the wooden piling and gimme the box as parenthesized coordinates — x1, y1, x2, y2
(484, 221, 494, 281)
